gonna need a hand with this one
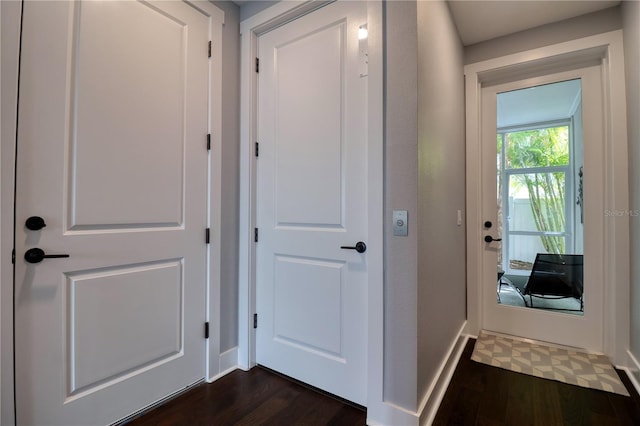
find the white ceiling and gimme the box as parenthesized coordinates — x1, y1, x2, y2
(447, 0, 620, 45)
(497, 79, 582, 129)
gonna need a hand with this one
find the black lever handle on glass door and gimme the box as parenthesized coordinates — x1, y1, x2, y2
(24, 248, 70, 264)
(484, 235, 502, 243)
(340, 241, 367, 253)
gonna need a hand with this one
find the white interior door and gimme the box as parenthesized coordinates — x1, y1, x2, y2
(481, 65, 605, 351)
(256, 1, 368, 405)
(15, 1, 209, 424)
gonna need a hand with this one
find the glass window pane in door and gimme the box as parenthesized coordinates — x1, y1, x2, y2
(505, 127, 569, 169)
(507, 172, 566, 236)
(507, 234, 550, 271)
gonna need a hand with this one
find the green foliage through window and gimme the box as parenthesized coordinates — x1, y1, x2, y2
(501, 126, 569, 254)
(506, 127, 569, 169)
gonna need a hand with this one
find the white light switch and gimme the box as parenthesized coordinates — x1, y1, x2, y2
(393, 210, 408, 236)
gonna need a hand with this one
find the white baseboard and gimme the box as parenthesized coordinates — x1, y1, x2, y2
(418, 322, 468, 426)
(366, 401, 419, 426)
(623, 350, 640, 395)
(367, 322, 468, 426)
(220, 346, 238, 373)
(207, 346, 239, 382)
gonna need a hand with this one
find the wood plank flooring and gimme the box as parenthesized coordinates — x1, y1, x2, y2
(433, 338, 640, 425)
(125, 366, 366, 426)
(127, 339, 640, 425)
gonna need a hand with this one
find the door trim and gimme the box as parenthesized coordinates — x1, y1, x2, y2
(238, 0, 384, 418)
(0, 1, 224, 423)
(189, 0, 226, 383)
(464, 30, 630, 365)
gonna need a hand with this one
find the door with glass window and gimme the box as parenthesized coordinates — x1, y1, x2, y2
(481, 66, 604, 351)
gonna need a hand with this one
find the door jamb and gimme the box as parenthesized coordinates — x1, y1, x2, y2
(185, 0, 226, 382)
(464, 30, 630, 365)
(238, 0, 385, 417)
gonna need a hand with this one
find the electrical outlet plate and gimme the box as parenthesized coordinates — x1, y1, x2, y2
(393, 210, 408, 236)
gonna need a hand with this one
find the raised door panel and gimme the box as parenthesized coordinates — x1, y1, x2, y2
(68, 260, 183, 396)
(273, 22, 345, 228)
(70, 1, 186, 228)
(273, 255, 344, 358)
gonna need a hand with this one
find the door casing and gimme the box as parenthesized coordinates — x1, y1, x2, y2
(0, 2, 224, 424)
(238, 0, 385, 421)
(464, 30, 630, 365)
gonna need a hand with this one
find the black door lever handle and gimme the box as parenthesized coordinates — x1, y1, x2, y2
(484, 235, 502, 243)
(340, 241, 367, 253)
(24, 248, 70, 264)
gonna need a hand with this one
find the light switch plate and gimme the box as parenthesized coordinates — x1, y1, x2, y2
(393, 210, 408, 236)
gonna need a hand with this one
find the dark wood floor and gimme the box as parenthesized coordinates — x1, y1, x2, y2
(125, 366, 366, 426)
(127, 339, 640, 425)
(434, 339, 640, 425)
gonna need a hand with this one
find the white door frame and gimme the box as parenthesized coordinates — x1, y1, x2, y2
(238, 0, 385, 418)
(0, 2, 224, 423)
(464, 30, 630, 365)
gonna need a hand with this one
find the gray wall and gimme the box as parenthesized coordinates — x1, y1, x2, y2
(212, 0, 241, 352)
(416, 0, 466, 404)
(465, 6, 622, 64)
(239, 1, 279, 21)
(383, 0, 419, 410)
(623, 0, 640, 375)
(382, 0, 467, 410)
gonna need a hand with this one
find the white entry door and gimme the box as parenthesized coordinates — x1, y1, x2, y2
(256, 1, 368, 405)
(481, 66, 605, 351)
(15, 1, 209, 424)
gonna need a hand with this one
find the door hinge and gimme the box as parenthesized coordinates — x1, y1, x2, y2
(255, 57, 259, 73)
(255, 142, 259, 157)
(253, 313, 258, 329)
(207, 134, 211, 150)
(254, 228, 258, 243)
(206, 228, 210, 244)
(11, 249, 15, 264)
(204, 322, 210, 339)
(208, 41, 212, 58)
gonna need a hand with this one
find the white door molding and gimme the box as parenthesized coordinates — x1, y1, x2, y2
(464, 30, 630, 365)
(238, 0, 385, 419)
(185, 0, 226, 383)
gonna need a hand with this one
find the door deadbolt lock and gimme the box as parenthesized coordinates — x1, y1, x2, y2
(25, 216, 46, 231)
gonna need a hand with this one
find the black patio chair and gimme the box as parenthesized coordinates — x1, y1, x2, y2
(522, 253, 584, 311)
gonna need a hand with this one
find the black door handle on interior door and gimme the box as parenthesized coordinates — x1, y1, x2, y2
(484, 235, 502, 243)
(340, 241, 367, 253)
(24, 248, 70, 264)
